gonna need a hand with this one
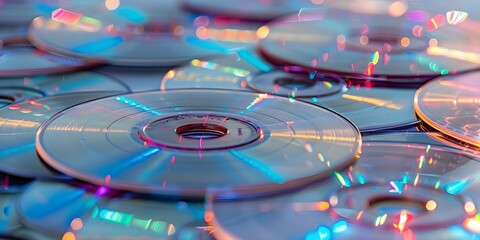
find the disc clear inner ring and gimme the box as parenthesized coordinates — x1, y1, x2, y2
(137, 113, 264, 150)
(0, 87, 45, 107)
(346, 27, 428, 53)
(247, 70, 346, 98)
(332, 184, 465, 229)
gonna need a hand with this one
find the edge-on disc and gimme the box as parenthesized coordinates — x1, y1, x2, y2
(415, 71, 480, 148)
(207, 138, 480, 239)
(0, 87, 44, 109)
(259, 8, 480, 82)
(0, 71, 130, 104)
(162, 52, 419, 132)
(0, 91, 125, 179)
(17, 181, 210, 239)
(0, 37, 104, 77)
(36, 89, 361, 199)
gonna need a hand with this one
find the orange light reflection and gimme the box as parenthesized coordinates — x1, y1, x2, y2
(427, 46, 480, 64)
(0, 118, 40, 128)
(342, 94, 403, 110)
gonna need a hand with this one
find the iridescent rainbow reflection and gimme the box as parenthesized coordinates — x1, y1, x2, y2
(415, 71, 480, 148)
(207, 141, 480, 239)
(18, 181, 209, 240)
(51, 8, 102, 32)
(190, 59, 250, 77)
(88, 207, 176, 234)
(258, 5, 480, 81)
(446, 11, 468, 25)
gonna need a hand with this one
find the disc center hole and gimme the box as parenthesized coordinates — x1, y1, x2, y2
(175, 123, 228, 139)
(0, 95, 15, 104)
(274, 76, 316, 90)
(368, 196, 427, 214)
(367, 34, 402, 44)
(126, 21, 183, 36)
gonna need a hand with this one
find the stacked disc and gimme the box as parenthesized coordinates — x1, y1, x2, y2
(258, 7, 480, 84)
(415, 72, 480, 148)
(161, 51, 420, 132)
(5, 87, 362, 239)
(206, 133, 480, 239)
(0, 0, 479, 239)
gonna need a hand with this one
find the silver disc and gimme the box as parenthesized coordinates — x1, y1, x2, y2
(36, 89, 361, 199)
(208, 137, 480, 239)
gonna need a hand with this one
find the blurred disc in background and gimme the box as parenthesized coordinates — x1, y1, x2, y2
(0, 37, 103, 77)
(17, 181, 211, 239)
(208, 138, 480, 239)
(259, 7, 480, 83)
(181, 0, 316, 21)
(28, 0, 262, 67)
(162, 52, 419, 132)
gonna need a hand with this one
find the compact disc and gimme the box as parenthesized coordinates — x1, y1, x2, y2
(0, 87, 44, 108)
(320, 0, 473, 18)
(96, 66, 172, 92)
(28, 0, 262, 67)
(0, 0, 112, 27)
(207, 140, 480, 240)
(258, 7, 480, 83)
(0, 71, 130, 100)
(301, 82, 419, 132)
(415, 71, 480, 148)
(181, 0, 315, 21)
(36, 89, 361, 199)
(0, 91, 125, 179)
(17, 181, 211, 239)
(362, 130, 439, 144)
(162, 52, 419, 132)
(361, 122, 480, 154)
(320, 0, 408, 16)
(0, 37, 103, 77)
